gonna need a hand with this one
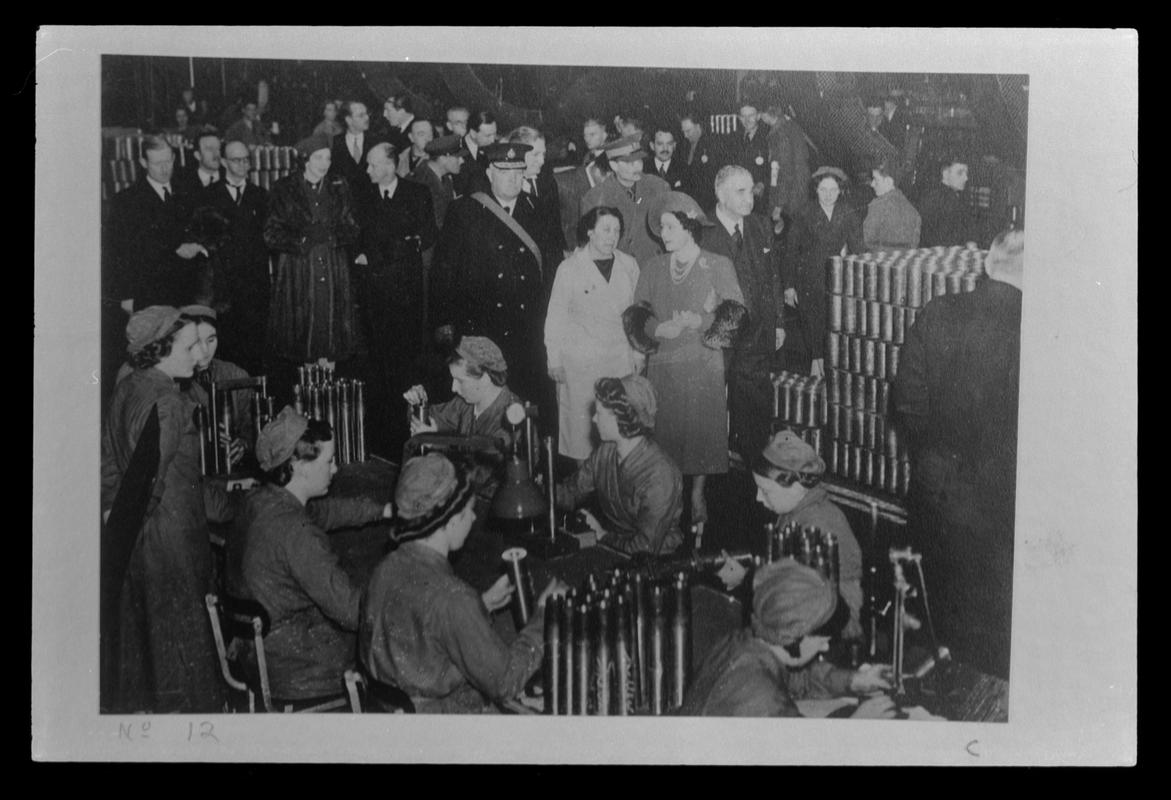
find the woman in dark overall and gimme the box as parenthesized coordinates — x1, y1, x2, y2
(100, 306, 232, 712)
(264, 133, 361, 374)
(781, 167, 864, 376)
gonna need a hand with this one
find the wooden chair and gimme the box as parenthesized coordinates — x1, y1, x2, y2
(204, 592, 259, 712)
(343, 669, 415, 714)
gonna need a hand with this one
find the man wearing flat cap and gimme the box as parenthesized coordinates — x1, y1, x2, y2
(360, 453, 567, 713)
(682, 559, 894, 717)
(579, 134, 672, 267)
(431, 141, 549, 405)
(352, 141, 437, 457)
(555, 375, 684, 556)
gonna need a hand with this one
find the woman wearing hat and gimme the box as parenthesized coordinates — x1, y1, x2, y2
(681, 559, 894, 718)
(226, 407, 392, 706)
(555, 375, 683, 555)
(544, 206, 641, 462)
(630, 191, 744, 534)
(781, 166, 864, 376)
(100, 306, 226, 712)
(403, 335, 523, 454)
(719, 430, 864, 641)
(360, 453, 568, 713)
(263, 132, 361, 368)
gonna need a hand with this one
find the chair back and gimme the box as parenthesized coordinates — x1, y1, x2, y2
(204, 593, 255, 711)
(343, 669, 415, 714)
(219, 593, 274, 711)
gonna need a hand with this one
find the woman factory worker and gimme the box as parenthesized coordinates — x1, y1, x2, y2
(403, 335, 523, 453)
(226, 406, 392, 707)
(719, 430, 864, 642)
(544, 206, 641, 463)
(100, 305, 232, 712)
(360, 453, 568, 713)
(682, 559, 894, 718)
(555, 375, 684, 556)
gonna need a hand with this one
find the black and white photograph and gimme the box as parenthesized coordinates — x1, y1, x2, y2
(33, 26, 1136, 765)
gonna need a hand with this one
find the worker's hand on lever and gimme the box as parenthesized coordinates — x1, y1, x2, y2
(403, 385, 429, 406)
(536, 578, 570, 610)
(481, 574, 516, 613)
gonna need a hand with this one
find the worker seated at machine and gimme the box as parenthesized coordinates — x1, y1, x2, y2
(226, 407, 392, 707)
(554, 375, 684, 556)
(359, 452, 568, 713)
(681, 559, 894, 718)
(717, 430, 864, 641)
(402, 335, 523, 454)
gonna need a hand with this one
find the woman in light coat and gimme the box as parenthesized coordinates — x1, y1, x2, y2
(544, 206, 641, 461)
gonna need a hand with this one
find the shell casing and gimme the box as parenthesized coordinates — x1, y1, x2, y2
(867, 301, 882, 339)
(827, 331, 841, 368)
(829, 256, 845, 294)
(843, 256, 856, 296)
(907, 261, 924, 307)
(893, 307, 906, 344)
(849, 336, 862, 374)
(843, 296, 858, 334)
(889, 344, 901, 378)
(849, 444, 865, 482)
(947, 270, 964, 295)
(829, 294, 843, 332)
(877, 261, 892, 304)
(880, 303, 894, 342)
(863, 260, 878, 301)
(885, 456, 899, 494)
(875, 340, 888, 380)
(891, 262, 908, 306)
(862, 339, 876, 377)
(851, 373, 866, 409)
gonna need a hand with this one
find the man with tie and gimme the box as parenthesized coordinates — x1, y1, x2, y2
(453, 110, 498, 198)
(431, 142, 546, 405)
(579, 135, 671, 266)
(329, 101, 376, 199)
(397, 117, 435, 178)
(175, 129, 224, 194)
(644, 124, 686, 191)
(508, 125, 567, 267)
(733, 103, 772, 215)
(354, 142, 437, 457)
(380, 94, 416, 158)
(700, 165, 783, 464)
(199, 138, 271, 375)
(679, 112, 719, 213)
(103, 134, 208, 400)
(107, 135, 208, 313)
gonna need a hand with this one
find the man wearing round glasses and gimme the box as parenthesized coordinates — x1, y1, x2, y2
(199, 138, 270, 374)
(719, 430, 863, 641)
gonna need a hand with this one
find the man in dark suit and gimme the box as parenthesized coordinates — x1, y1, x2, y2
(354, 142, 438, 457)
(882, 95, 909, 152)
(453, 110, 498, 198)
(919, 156, 979, 248)
(509, 125, 568, 269)
(732, 103, 772, 216)
(700, 165, 782, 462)
(644, 124, 687, 191)
(107, 135, 208, 312)
(431, 142, 546, 405)
(198, 137, 270, 375)
(679, 112, 720, 214)
(103, 134, 208, 400)
(329, 100, 377, 194)
(173, 129, 225, 195)
(378, 94, 416, 158)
